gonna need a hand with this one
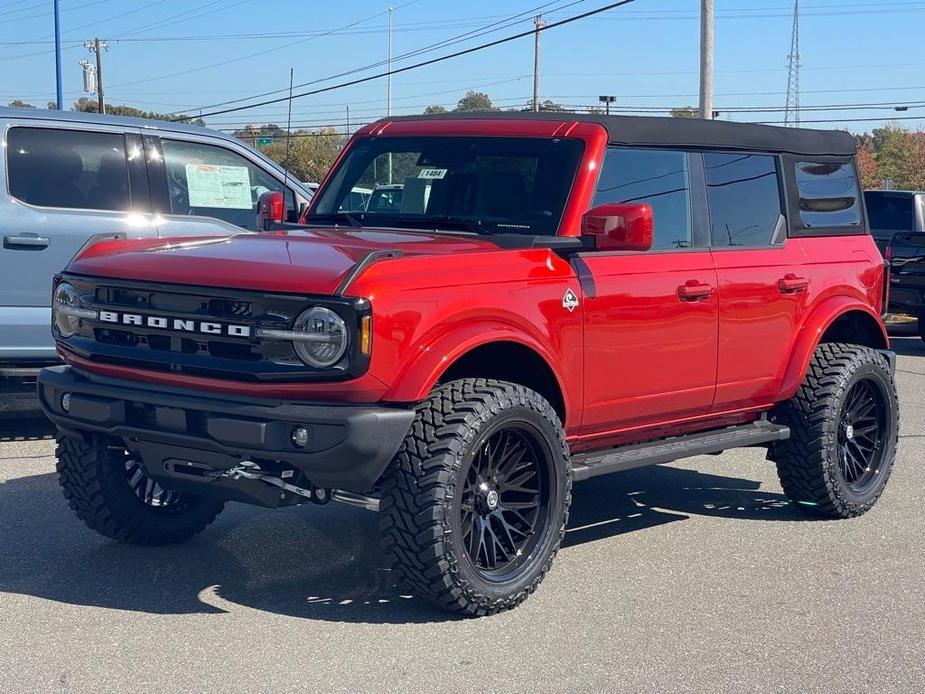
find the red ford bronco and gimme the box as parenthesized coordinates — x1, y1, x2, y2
(39, 114, 898, 615)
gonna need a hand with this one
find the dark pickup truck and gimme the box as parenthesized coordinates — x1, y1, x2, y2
(864, 191, 925, 338)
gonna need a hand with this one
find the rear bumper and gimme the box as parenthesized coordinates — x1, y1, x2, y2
(38, 366, 415, 495)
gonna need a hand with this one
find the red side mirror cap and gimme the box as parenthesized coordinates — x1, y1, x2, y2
(581, 203, 654, 252)
(256, 190, 285, 231)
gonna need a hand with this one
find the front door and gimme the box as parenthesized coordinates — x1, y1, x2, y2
(578, 147, 717, 436)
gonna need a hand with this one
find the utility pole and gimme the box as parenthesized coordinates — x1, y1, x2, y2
(533, 14, 545, 112)
(784, 0, 801, 127)
(698, 0, 714, 120)
(387, 5, 393, 183)
(346, 105, 350, 137)
(85, 38, 108, 114)
(53, 0, 63, 110)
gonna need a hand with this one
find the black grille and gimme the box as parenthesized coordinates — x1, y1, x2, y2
(58, 275, 369, 382)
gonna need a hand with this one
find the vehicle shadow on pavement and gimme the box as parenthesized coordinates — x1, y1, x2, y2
(564, 463, 805, 547)
(0, 461, 805, 624)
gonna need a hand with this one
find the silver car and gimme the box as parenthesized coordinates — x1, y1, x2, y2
(0, 107, 313, 410)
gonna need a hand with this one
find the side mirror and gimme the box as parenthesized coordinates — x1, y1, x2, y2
(256, 190, 285, 231)
(581, 203, 653, 252)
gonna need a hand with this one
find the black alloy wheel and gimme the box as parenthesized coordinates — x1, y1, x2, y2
(837, 378, 888, 493)
(460, 424, 551, 579)
(125, 452, 184, 509)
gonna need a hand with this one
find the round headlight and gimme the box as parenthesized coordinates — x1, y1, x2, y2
(53, 282, 81, 338)
(292, 306, 348, 368)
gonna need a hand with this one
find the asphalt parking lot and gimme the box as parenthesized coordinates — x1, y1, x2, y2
(1, 338, 923, 694)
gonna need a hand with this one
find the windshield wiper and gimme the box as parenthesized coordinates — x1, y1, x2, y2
(370, 215, 490, 235)
(305, 211, 363, 228)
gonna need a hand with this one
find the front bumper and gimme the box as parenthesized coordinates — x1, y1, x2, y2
(38, 366, 415, 499)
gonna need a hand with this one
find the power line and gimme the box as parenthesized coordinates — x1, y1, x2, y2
(108, 1, 422, 90)
(174, 0, 639, 122)
(170, 0, 583, 116)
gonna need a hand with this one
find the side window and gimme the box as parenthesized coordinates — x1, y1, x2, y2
(705, 153, 782, 247)
(161, 139, 294, 229)
(7, 127, 130, 211)
(593, 148, 692, 250)
(795, 161, 861, 228)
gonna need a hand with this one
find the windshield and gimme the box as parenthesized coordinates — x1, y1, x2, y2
(310, 136, 584, 236)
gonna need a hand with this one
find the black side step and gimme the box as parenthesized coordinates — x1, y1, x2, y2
(570, 420, 790, 482)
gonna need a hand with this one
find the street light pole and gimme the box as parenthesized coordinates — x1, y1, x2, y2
(533, 14, 544, 112)
(53, 0, 63, 110)
(699, 0, 714, 119)
(387, 5, 393, 183)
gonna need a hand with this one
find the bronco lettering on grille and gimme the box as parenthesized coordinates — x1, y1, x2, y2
(97, 310, 251, 338)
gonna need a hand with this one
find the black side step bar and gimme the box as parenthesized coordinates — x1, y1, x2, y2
(570, 420, 790, 482)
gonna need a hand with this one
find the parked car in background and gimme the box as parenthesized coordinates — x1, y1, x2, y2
(0, 107, 313, 410)
(864, 190, 925, 255)
(864, 190, 925, 337)
(367, 183, 404, 212)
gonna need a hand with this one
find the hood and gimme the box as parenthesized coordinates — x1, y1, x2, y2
(67, 228, 501, 296)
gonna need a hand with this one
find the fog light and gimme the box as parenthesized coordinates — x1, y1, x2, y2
(61, 393, 72, 412)
(291, 426, 311, 448)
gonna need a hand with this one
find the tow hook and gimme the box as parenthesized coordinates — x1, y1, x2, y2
(212, 461, 380, 511)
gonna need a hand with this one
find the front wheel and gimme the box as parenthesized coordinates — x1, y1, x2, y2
(57, 434, 226, 545)
(379, 379, 571, 616)
(769, 343, 899, 518)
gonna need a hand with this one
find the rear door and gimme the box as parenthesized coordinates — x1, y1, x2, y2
(578, 147, 718, 435)
(0, 120, 153, 361)
(704, 152, 808, 411)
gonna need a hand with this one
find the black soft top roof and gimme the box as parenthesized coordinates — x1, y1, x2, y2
(383, 112, 857, 157)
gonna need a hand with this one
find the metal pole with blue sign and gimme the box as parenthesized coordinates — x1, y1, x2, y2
(54, 0, 63, 110)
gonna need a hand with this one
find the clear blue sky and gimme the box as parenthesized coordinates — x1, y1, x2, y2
(1, 0, 923, 135)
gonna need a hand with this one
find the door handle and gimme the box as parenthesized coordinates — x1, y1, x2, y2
(3, 234, 50, 250)
(677, 280, 714, 302)
(778, 274, 808, 293)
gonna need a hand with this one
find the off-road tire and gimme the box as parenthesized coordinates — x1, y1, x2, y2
(379, 378, 571, 616)
(57, 434, 225, 545)
(769, 343, 898, 518)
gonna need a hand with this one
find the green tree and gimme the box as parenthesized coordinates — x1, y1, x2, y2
(72, 97, 205, 126)
(8, 99, 35, 109)
(454, 90, 496, 112)
(261, 128, 346, 183)
(871, 123, 912, 188)
(856, 136, 881, 190)
(670, 106, 698, 118)
(423, 104, 446, 114)
(517, 99, 568, 112)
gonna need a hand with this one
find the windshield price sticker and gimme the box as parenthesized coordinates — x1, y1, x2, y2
(186, 164, 253, 209)
(418, 168, 448, 180)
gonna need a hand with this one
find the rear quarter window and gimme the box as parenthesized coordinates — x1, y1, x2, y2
(794, 160, 861, 229)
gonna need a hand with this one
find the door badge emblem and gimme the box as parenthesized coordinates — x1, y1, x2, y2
(562, 288, 580, 313)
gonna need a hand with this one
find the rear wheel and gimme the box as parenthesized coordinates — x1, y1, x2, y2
(769, 343, 898, 518)
(379, 379, 571, 616)
(57, 434, 225, 545)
